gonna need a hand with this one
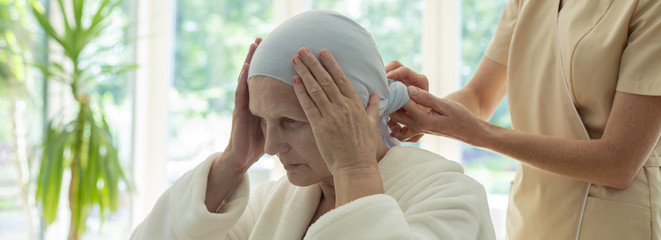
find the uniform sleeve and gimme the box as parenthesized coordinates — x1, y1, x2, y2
(615, 0, 661, 95)
(304, 170, 496, 239)
(484, 0, 521, 66)
(129, 153, 255, 240)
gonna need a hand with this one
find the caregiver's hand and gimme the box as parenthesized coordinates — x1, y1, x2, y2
(401, 86, 487, 145)
(292, 48, 384, 206)
(205, 38, 263, 212)
(385, 61, 429, 142)
(385, 60, 429, 91)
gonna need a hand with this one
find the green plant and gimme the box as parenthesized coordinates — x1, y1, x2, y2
(30, 0, 133, 239)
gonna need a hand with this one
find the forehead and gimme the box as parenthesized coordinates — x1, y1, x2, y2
(248, 76, 303, 118)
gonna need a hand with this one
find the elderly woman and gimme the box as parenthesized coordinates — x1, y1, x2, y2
(131, 10, 495, 239)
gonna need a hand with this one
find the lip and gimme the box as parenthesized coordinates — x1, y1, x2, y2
(283, 163, 302, 171)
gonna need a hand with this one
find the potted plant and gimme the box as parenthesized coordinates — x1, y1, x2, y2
(31, 0, 133, 239)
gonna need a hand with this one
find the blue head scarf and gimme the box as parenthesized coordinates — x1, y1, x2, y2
(248, 10, 410, 147)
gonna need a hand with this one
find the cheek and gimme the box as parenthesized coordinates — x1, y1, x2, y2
(288, 126, 324, 159)
(290, 125, 318, 150)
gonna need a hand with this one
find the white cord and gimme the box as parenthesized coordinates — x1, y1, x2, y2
(555, 2, 591, 239)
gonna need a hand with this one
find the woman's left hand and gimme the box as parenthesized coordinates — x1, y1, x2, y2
(291, 48, 381, 175)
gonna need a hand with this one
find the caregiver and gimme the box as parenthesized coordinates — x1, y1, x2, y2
(383, 0, 661, 239)
(303, 0, 661, 239)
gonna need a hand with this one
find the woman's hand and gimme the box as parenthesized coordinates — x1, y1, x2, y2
(385, 60, 429, 142)
(291, 48, 381, 174)
(291, 48, 384, 206)
(206, 38, 263, 212)
(221, 38, 265, 172)
(399, 86, 487, 145)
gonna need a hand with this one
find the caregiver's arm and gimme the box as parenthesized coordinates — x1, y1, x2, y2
(387, 58, 507, 141)
(403, 86, 661, 189)
(388, 57, 507, 121)
(292, 48, 384, 206)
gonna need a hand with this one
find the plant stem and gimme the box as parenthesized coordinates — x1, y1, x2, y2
(68, 100, 86, 240)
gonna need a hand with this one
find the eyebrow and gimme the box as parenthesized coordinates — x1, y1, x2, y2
(250, 106, 305, 120)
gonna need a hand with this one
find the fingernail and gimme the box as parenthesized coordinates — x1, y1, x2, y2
(299, 48, 310, 58)
(408, 86, 419, 96)
(293, 75, 300, 84)
(292, 56, 301, 65)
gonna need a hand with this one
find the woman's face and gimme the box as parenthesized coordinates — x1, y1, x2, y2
(248, 76, 333, 186)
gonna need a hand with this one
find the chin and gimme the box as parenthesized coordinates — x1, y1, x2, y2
(285, 173, 317, 187)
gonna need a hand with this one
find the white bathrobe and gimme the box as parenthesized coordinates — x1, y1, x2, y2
(130, 146, 496, 239)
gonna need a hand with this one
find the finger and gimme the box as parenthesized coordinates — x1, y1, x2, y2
(292, 55, 332, 110)
(292, 74, 322, 119)
(234, 63, 250, 110)
(389, 124, 419, 142)
(244, 42, 259, 65)
(401, 99, 437, 128)
(387, 120, 404, 138)
(366, 94, 380, 120)
(297, 48, 343, 103)
(407, 134, 423, 142)
(318, 49, 361, 101)
(386, 67, 429, 91)
(385, 60, 403, 73)
(407, 86, 447, 113)
(255, 37, 262, 45)
(388, 119, 401, 131)
(398, 126, 422, 142)
(389, 107, 418, 128)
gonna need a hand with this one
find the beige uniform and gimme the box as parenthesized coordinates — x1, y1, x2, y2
(485, 0, 661, 239)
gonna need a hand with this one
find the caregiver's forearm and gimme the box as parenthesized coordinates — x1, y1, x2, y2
(475, 122, 649, 190)
(204, 152, 245, 212)
(473, 92, 661, 190)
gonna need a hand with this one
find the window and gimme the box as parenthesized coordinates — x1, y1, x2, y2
(459, 0, 513, 238)
(0, 0, 137, 239)
(308, 0, 423, 73)
(0, 1, 44, 238)
(0, 1, 517, 238)
(170, 0, 276, 187)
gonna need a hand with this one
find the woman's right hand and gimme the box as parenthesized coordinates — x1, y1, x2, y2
(205, 38, 262, 212)
(221, 38, 265, 173)
(385, 60, 429, 142)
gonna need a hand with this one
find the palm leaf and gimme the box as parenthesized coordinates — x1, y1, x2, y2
(29, 0, 67, 53)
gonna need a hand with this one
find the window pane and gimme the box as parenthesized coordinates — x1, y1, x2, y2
(459, 1, 512, 238)
(0, 0, 44, 238)
(82, 1, 136, 238)
(1, 0, 136, 239)
(170, 0, 275, 185)
(309, 0, 423, 72)
(460, 0, 514, 194)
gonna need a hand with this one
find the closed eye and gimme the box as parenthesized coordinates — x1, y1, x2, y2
(283, 117, 305, 128)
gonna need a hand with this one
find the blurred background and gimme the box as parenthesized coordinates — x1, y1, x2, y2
(0, 0, 514, 239)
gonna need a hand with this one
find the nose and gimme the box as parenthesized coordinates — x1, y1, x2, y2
(263, 125, 289, 156)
